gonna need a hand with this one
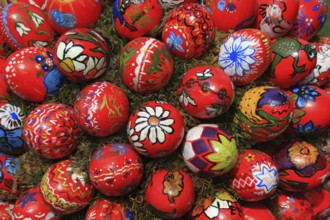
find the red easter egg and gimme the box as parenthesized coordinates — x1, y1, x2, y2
(127, 100, 184, 158)
(46, 0, 102, 34)
(119, 37, 174, 94)
(0, 202, 13, 220)
(204, 0, 257, 32)
(162, 3, 215, 59)
(0, 58, 9, 101)
(23, 103, 81, 159)
(177, 65, 234, 119)
(89, 143, 144, 197)
(256, 0, 299, 39)
(4, 47, 64, 102)
(218, 29, 272, 85)
(242, 202, 276, 220)
(113, 0, 163, 40)
(0, 3, 54, 50)
(145, 169, 195, 219)
(54, 28, 109, 83)
(73, 82, 130, 137)
(228, 149, 279, 202)
(266, 37, 317, 89)
(303, 187, 330, 220)
(12, 187, 60, 220)
(0, 153, 19, 201)
(40, 159, 95, 215)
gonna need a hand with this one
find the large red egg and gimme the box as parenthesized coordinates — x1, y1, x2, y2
(73, 82, 130, 137)
(0, 3, 54, 50)
(145, 169, 195, 219)
(0, 202, 13, 220)
(4, 47, 64, 102)
(0, 58, 9, 101)
(241, 202, 276, 220)
(40, 159, 95, 215)
(162, 3, 215, 59)
(0, 152, 19, 201)
(23, 103, 81, 159)
(218, 29, 272, 86)
(303, 187, 330, 220)
(89, 143, 143, 197)
(177, 65, 234, 119)
(228, 149, 279, 202)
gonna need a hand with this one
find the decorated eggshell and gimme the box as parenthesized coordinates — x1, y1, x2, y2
(127, 100, 184, 158)
(182, 124, 238, 178)
(218, 29, 272, 85)
(0, 152, 19, 201)
(303, 187, 330, 220)
(233, 86, 293, 142)
(73, 82, 130, 137)
(113, 0, 163, 40)
(162, 3, 215, 59)
(46, 0, 102, 34)
(256, 0, 299, 39)
(12, 187, 60, 220)
(158, 0, 196, 9)
(23, 103, 80, 159)
(241, 202, 275, 220)
(40, 159, 95, 215)
(85, 198, 133, 220)
(4, 47, 64, 102)
(89, 143, 143, 197)
(266, 37, 317, 89)
(189, 188, 243, 220)
(54, 28, 109, 83)
(0, 202, 14, 220)
(145, 169, 195, 219)
(0, 58, 9, 101)
(120, 37, 174, 94)
(228, 149, 279, 202)
(272, 140, 329, 192)
(177, 65, 234, 119)
(0, 3, 54, 50)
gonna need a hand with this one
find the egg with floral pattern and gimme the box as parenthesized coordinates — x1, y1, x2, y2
(54, 28, 109, 83)
(0, 58, 9, 101)
(0, 202, 14, 220)
(0, 152, 19, 201)
(4, 47, 64, 102)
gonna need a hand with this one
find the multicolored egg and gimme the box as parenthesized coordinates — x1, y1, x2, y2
(54, 28, 109, 83)
(73, 82, 130, 137)
(0, 202, 14, 220)
(233, 86, 293, 142)
(272, 140, 329, 192)
(177, 65, 234, 119)
(162, 3, 215, 59)
(119, 37, 174, 94)
(145, 169, 195, 219)
(127, 100, 184, 158)
(303, 187, 330, 220)
(0, 3, 54, 50)
(0, 152, 19, 201)
(4, 47, 64, 102)
(40, 159, 95, 215)
(113, 0, 163, 40)
(182, 124, 238, 178)
(228, 149, 279, 202)
(242, 202, 276, 220)
(0, 58, 9, 101)
(266, 37, 317, 89)
(23, 103, 81, 159)
(218, 28, 272, 85)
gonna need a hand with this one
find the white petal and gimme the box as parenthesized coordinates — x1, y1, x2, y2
(145, 107, 155, 116)
(224, 36, 234, 53)
(131, 134, 139, 141)
(135, 121, 148, 132)
(235, 64, 244, 77)
(159, 124, 173, 133)
(155, 106, 163, 117)
(73, 61, 86, 71)
(160, 118, 174, 126)
(242, 47, 256, 57)
(137, 111, 150, 118)
(148, 127, 157, 144)
(66, 45, 84, 59)
(66, 41, 74, 51)
(56, 41, 66, 60)
(156, 126, 165, 144)
(83, 57, 95, 75)
(160, 110, 170, 118)
(96, 57, 105, 70)
(139, 126, 149, 141)
(232, 36, 242, 52)
(17, 28, 23, 37)
(239, 58, 251, 71)
(135, 117, 148, 124)
(236, 40, 250, 52)
(76, 55, 87, 62)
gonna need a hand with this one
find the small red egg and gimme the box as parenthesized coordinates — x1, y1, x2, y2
(145, 169, 195, 219)
(89, 143, 143, 197)
(0, 152, 19, 201)
(73, 81, 130, 137)
(241, 202, 276, 220)
(177, 65, 234, 119)
(0, 58, 9, 101)
(303, 187, 330, 220)
(0, 202, 14, 220)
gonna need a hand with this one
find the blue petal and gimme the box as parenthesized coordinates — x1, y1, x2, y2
(303, 121, 314, 131)
(174, 35, 183, 44)
(296, 96, 307, 108)
(292, 87, 300, 93)
(51, 10, 77, 29)
(6, 128, 22, 138)
(0, 128, 5, 138)
(7, 137, 23, 148)
(307, 95, 316, 102)
(43, 68, 64, 94)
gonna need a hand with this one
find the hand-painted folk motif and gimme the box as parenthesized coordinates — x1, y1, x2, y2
(0, 202, 14, 220)
(0, 152, 19, 201)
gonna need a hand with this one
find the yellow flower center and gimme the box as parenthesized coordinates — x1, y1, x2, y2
(148, 116, 159, 126)
(60, 58, 75, 73)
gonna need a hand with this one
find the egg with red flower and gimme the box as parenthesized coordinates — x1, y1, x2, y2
(0, 152, 19, 201)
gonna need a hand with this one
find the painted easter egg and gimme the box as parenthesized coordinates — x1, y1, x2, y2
(182, 124, 238, 178)
(162, 3, 215, 59)
(228, 149, 279, 202)
(158, 0, 196, 9)
(203, 0, 257, 32)
(4, 47, 64, 102)
(233, 86, 293, 142)
(113, 0, 163, 40)
(0, 58, 9, 101)
(303, 187, 330, 220)
(272, 140, 329, 192)
(46, 0, 102, 34)
(0, 202, 13, 220)
(54, 28, 109, 83)
(0, 152, 19, 201)
(119, 37, 174, 94)
(145, 169, 195, 219)
(266, 37, 317, 89)
(89, 143, 143, 197)
(177, 65, 234, 119)
(0, 3, 54, 50)
(40, 159, 95, 215)
(23, 103, 81, 159)
(73, 82, 130, 137)
(242, 202, 276, 220)
(218, 28, 272, 85)
(127, 100, 184, 158)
